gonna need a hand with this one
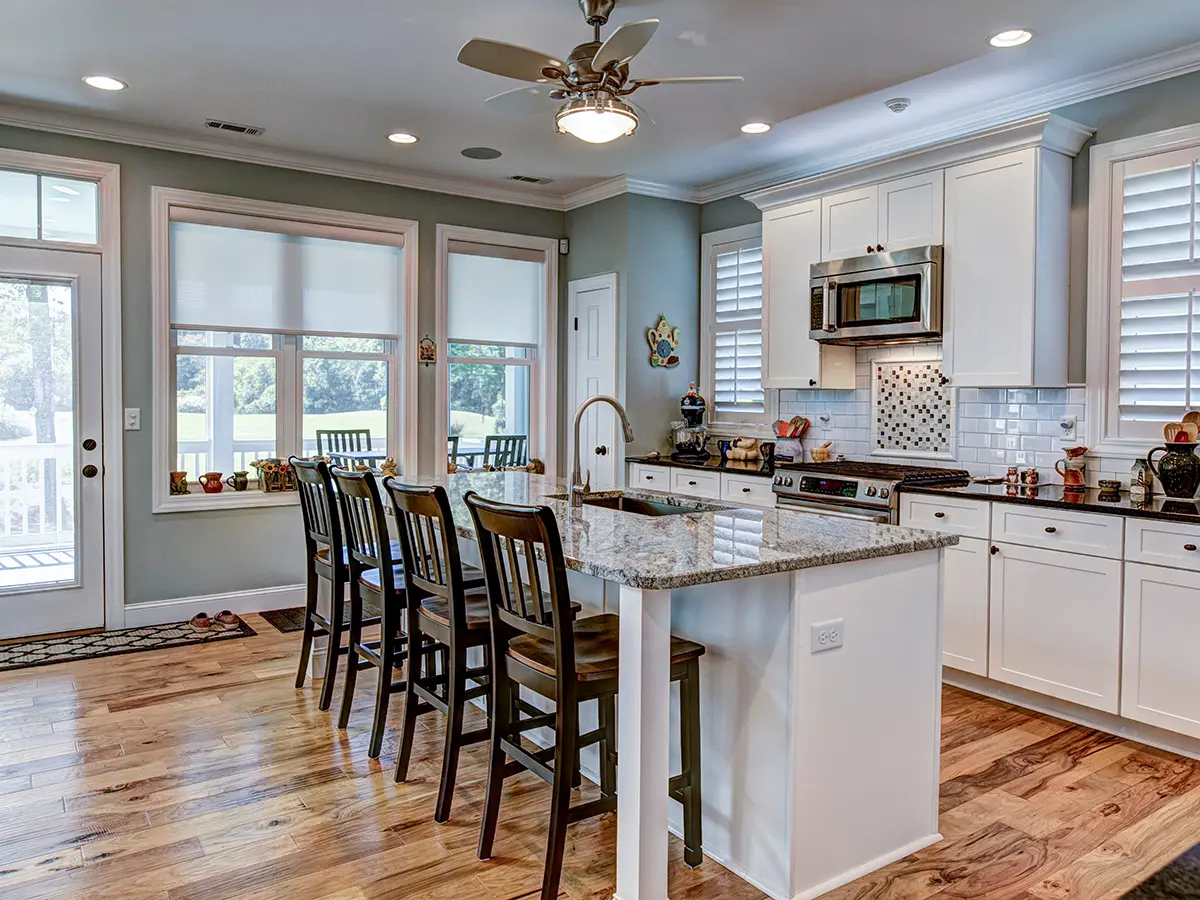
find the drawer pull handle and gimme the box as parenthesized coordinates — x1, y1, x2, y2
(990, 546, 999, 555)
(933, 511, 946, 518)
(742, 487, 751, 493)
(1044, 526, 1057, 534)
(688, 481, 697, 486)
(1186, 544, 1197, 552)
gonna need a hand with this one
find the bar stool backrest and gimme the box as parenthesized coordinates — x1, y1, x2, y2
(290, 457, 343, 571)
(331, 469, 397, 592)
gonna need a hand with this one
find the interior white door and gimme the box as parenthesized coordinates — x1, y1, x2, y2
(0, 246, 105, 638)
(568, 274, 619, 491)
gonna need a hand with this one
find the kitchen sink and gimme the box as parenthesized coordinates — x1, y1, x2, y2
(580, 495, 695, 517)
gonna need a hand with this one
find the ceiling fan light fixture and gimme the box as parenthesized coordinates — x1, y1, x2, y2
(555, 94, 638, 144)
(988, 29, 1033, 47)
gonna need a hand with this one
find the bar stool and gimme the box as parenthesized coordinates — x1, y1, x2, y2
(464, 491, 706, 900)
(290, 457, 372, 711)
(385, 480, 493, 823)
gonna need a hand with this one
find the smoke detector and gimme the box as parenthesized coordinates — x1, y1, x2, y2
(205, 118, 265, 136)
(884, 98, 911, 114)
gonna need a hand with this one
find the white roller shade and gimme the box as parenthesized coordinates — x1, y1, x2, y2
(447, 245, 544, 345)
(169, 221, 403, 337)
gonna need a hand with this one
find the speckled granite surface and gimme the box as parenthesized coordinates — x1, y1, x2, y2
(387, 472, 955, 591)
(1121, 842, 1200, 898)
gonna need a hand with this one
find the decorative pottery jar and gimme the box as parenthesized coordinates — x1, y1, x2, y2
(1147, 443, 1200, 498)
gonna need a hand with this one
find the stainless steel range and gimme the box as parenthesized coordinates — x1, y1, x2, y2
(772, 460, 970, 524)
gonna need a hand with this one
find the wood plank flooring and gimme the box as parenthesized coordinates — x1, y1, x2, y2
(0, 615, 1193, 899)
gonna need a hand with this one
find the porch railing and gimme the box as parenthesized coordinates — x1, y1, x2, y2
(0, 443, 74, 551)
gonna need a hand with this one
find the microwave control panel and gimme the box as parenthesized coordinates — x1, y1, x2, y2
(810, 286, 825, 331)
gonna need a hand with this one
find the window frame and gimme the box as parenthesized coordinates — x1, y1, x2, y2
(700, 223, 777, 432)
(434, 225, 559, 477)
(1086, 122, 1200, 458)
(151, 188, 417, 512)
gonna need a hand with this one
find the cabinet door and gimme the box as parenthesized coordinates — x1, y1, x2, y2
(942, 149, 1037, 387)
(878, 171, 944, 251)
(1123, 563, 1200, 739)
(628, 463, 668, 491)
(988, 541, 1122, 713)
(821, 186, 879, 261)
(720, 473, 776, 507)
(763, 201, 823, 388)
(671, 468, 721, 500)
(943, 537, 990, 676)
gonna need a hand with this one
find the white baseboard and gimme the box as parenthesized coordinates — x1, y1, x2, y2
(945, 670, 1200, 762)
(123, 584, 306, 628)
(789, 833, 942, 900)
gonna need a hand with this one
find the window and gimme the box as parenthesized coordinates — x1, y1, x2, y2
(153, 189, 416, 510)
(701, 224, 773, 427)
(437, 228, 558, 472)
(0, 170, 98, 244)
(1089, 130, 1200, 453)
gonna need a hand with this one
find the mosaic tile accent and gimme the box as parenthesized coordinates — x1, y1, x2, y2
(873, 359, 953, 456)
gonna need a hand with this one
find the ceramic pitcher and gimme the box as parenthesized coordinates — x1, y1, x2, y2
(1147, 443, 1200, 498)
(1054, 446, 1088, 491)
(197, 472, 224, 494)
(224, 471, 249, 492)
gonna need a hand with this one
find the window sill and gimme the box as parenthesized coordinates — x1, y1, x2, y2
(153, 491, 300, 514)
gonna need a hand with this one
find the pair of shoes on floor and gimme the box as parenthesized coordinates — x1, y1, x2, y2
(189, 610, 240, 633)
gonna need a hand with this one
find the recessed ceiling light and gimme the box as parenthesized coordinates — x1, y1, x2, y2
(51, 185, 81, 196)
(989, 29, 1033, 48)
(83, 75, 128, 91)
(387, 132, 419, 144)
(741, 122, 771, 135)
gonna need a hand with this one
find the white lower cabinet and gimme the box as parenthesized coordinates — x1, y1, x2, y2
(626, 463, 776, 507)
(671, 468, 722, 500)
(942, 537, 990, 676)
(1122, 562, 1200, 739)
(988, 542, 1122, 713)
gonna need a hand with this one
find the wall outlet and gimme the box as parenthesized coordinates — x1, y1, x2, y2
(810, 618, 845, 654)
(124, 408, 141, 431)
(1059, 415, 1077, 441)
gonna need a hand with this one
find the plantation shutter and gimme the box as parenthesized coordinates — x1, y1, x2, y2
(1116, 149, 1200, 438)
(712, 242, 766, 414)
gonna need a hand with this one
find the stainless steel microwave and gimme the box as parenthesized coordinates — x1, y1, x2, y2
(809, 245, 943, 344)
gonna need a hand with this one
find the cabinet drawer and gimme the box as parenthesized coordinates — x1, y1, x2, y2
(1125, 518, 1200, 572)
(898, 494, 990, 539)
(672, 469, 721, 500)
(990, 504, 1123, 559)
(628, 463, 669, 491)
(721, 474, 776, 507)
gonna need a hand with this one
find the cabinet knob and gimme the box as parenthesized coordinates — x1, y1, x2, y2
(875, 244, 885, 252)
(1186, 544, 1197, 552)
(742, 487, 751, 493)
(990, 545, 999, 555)
(933, 511, 946, 518)
(688, 481, 697, 486)
(866, 245, 874, 254)
(808, 379, 817, 387)
(1044, 526, 1057, 534)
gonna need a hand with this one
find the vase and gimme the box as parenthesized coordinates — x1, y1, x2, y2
(1147, 443, 1200, 498)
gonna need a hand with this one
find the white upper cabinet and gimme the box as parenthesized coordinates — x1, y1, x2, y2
(762, 200, 855, 389)
(821, 186, 878, 261)
(942, 148, 1070, 387)
(877, 171, 944, 252)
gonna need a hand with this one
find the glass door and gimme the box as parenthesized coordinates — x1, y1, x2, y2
(0, 247, 104, 638)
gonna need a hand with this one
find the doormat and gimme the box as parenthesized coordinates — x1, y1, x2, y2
(261, 603, 382, 634)
(0, 619, 257, 672)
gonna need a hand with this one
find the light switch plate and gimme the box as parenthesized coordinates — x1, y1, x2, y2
(810, 618, 845, 654)
(124, 408, 141, 431)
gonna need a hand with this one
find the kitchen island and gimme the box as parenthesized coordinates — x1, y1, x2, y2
(387, 471, 956, 900)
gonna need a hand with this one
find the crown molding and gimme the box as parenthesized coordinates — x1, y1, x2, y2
(0, 101, 573, 211)
(699, 38, 1200, 204)
(560, 175, 699, 211)
(745, 113, 1093, 211)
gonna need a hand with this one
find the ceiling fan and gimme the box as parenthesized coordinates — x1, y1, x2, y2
(457, 0, 743, 144)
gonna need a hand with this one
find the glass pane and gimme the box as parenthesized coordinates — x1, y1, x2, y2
(0, 278, 77, 589)
(303, 335, 388, 354)
(449, 361, 530, 464)
(448, 342, 529, 359)
(302, 357, 389, 463)
(838, 276, 920, 327)
(175, 354, 277, 485)
(174, 330, 272, 350)
(0, 171, 38, 240)
(40, 177, 99, 244)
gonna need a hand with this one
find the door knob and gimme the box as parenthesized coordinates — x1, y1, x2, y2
(81, 464, 99, 478)
(594, 445, 608, 456)
(82, 438, 97, 451)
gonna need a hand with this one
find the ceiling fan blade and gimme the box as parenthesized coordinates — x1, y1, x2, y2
(458, 38, 564, 82)
(626, 99, 656, 128)
(633, 75, 744, 85)
(593, 18, 660, 69)
(485, 85, 561, 115)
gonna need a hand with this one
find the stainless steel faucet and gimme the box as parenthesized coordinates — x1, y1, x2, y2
(570, 395, 635, 507)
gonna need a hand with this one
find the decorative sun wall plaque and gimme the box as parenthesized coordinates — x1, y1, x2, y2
(872, 358, 954, 458)
(646, 315, 680, 368)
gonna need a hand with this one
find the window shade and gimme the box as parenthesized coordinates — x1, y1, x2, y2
(715, 245, 763, 321)
(1117, 151, 1200, 430)
(447, 248, 543, 345)
(169, 221, 403, 337)
(713, 329, 765, 413)
(711, 239, 766, 415)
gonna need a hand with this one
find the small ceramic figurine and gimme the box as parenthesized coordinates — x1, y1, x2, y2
(526, 458, 545, 474)
(379, 457, 398, 477)
(646, 315, 680, 368)
(726, 437, 762, 461)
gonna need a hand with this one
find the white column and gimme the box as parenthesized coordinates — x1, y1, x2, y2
(614, 585, 673, 900)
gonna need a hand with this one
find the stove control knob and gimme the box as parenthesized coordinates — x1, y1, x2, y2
(773, 476, 782, 485)
(880, 488, 890, 499)
(865, 486, 877, 497)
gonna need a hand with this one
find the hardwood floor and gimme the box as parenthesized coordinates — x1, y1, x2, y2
(0, 616, 1193, 900)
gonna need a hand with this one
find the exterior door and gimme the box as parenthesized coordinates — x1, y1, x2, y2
(0, 247, 104, 638)
(568, 274, 618, 491)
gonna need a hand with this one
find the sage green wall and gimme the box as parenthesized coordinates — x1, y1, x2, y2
(0, 124, 564, 606)
(699, 195, 760, 234)
(1055, 69, 1200, 383)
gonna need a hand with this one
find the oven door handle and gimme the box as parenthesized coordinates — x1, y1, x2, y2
(777, 499, 891, 524)
(823, 280, 837, 332)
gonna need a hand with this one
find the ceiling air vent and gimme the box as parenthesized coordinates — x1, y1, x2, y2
(205, 118, 266, 137)
(507, 175, 555, 185)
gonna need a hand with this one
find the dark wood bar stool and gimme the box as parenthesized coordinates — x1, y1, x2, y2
(464, 492, 706, 900)
(385, 480, 493, 823)
(291, 457, 374, 711)
(331, 468, 419, 760)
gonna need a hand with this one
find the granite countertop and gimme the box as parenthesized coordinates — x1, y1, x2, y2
(900, 481, 1200, 524)
(396, 471, 955, 590)
(627, 454, 774, 478)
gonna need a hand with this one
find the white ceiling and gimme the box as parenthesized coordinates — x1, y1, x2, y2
(3, 0, 1200, 203)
